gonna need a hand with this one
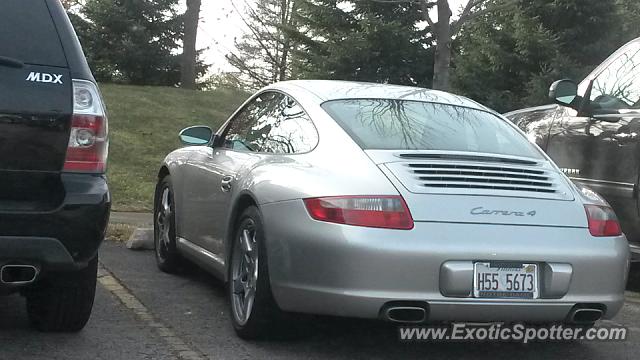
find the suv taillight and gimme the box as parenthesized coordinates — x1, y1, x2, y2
(584, 205, 622, 237)
(303, 195, 414, 230)
(63, 80, 108, 173)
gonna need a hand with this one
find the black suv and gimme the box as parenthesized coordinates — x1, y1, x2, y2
(0, 0, 110, 331)
(505, 37, 640, 259)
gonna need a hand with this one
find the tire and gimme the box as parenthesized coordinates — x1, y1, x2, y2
(154, 175, 181, 273)
(26, 256, 98, 332)
(228, 206, 296, 340)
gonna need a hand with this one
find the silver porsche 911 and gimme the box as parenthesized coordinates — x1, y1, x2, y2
(154, 80, 630, 339)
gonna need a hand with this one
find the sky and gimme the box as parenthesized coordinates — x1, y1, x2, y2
(196, 0, 468, 73)
(195, 1, 247, 72)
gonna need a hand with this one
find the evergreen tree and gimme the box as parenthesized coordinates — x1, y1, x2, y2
(290, 0, 433, 87)
(453, 0, 622, 112)
(73, 0, 207, 86)
(617, 0, 640, 43)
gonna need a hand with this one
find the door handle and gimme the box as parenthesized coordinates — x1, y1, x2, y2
(221, 175, 233, 192)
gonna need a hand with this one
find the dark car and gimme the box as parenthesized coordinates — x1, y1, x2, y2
(505, 37, 640, 259)
(0, 0, 110, 331)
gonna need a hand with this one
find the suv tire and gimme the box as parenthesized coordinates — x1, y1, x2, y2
(26, 255, 98, 332)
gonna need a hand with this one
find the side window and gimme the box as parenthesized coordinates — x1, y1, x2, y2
(588, 41, 640, 110)
(259, 96, 318, 154)
(223, 92, 318, 154)
(222, 92, 282, 152)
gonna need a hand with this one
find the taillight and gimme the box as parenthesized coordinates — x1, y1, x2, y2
(63, 79, 108, 173)
(303, 196, 414, 230)
(584, 205, 621, 237)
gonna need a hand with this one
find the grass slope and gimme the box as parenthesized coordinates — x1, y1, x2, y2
(102, 84, 249, 211)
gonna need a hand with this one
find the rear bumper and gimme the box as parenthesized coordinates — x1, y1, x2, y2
(262, 199, 630, 322)
(0, 173, 110, 273)
(272, 287, 623, 323)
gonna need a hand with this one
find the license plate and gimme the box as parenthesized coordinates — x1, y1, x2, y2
(473, 262, 538, 299)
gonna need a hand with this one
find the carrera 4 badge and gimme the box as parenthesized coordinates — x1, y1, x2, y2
(26, 72, 63, 85)
(470, 207, 536, 217)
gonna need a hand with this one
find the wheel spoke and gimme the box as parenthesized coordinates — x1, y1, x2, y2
(156, 210, 163, 225)
(240, 229, 253, 253)
(244, 289, 255, 317)
(252, 262, 259, 284)
(244, 285, 255, 303)
(234, 297, 245, 319)
(161, 188, 171, 214)
(243, 253, 252, 267)
(232, 277, 244, 295)
(161, 225, 171, 245)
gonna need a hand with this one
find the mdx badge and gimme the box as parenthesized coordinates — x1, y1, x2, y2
(26, 72, 63, 84)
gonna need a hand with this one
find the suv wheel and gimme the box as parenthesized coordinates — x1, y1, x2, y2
(229, 206, 299, 339)
(26, 256, 98, 332)
(154, 175, 181, 272)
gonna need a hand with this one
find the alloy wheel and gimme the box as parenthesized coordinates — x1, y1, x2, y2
(155, 187, 172, 260)
(230, 220, 259, 326)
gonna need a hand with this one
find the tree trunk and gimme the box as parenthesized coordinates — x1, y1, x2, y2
(277, 0, 297, 82)
(431, 0, 452, 91)
(181, 0, 201, 89)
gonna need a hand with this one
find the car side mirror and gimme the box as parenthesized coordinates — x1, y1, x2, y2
(549, 79, 579, 107)
(179, 125, 213, 146)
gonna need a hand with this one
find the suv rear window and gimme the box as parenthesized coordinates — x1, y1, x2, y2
(0, 0, 67, 67)
(322, 99, 543, 159)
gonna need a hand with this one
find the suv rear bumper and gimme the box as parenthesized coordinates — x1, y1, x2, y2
(0, 173, 110, 274)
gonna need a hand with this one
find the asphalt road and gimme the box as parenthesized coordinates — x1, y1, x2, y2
(1, 240, 640, 360)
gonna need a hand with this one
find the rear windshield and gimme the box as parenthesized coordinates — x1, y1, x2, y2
(0, 0, 67, 67)
(322, 99, 543, 159)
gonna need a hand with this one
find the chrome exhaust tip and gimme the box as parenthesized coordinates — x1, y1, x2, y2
(0, 264, 39, 285)
(568, 306, 604, 324)
(385, 307, 427, 323)
(381, 302, 429, 323)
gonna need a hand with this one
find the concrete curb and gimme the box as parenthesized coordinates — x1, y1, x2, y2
(125, 227, 154, 250)
(111, 212, 153, 226)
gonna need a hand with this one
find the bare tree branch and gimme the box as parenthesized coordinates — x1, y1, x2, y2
(451, 0, 485, 34)
(367, 0, 431, 4)
(230, 0, 282, 68)
(226, 0, 299, 89)
(452, 0, 518, 35)
(225, 53, 271, 87)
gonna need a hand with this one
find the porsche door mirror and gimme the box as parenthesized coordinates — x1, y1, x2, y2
(179, 125, 213, 146)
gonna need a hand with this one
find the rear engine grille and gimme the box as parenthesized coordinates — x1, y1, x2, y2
(408, 163, 556, 193)
(398, 153, 538, 166)
(381, 152, 576, 200)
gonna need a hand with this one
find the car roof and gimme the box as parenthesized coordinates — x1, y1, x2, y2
(268, 80, 487, 111)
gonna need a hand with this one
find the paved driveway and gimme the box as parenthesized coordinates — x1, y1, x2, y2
(1, 240, 639, 360)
